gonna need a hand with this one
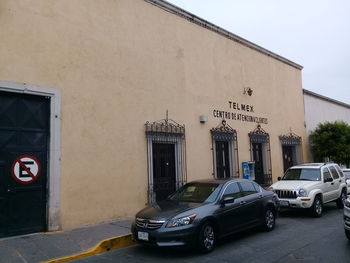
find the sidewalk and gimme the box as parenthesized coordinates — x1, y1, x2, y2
(0, 218, 134, 263)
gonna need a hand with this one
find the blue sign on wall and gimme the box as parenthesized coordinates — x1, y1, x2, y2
(242, 162, 255, 180)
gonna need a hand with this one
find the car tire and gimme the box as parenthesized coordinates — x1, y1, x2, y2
(311, 195, 323, 217)
(197, 222, 215, 253)
(336, 189, 347, 209)
(346, 229, 350, 240)
(262, 208, 275, 231)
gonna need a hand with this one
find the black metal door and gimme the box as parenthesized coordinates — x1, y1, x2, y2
(216, 141, 230, 179)
(282, 146, 294, 172)
(152, 143, 176, 202)
(252, 143, 264, 185)
(0, 91, 50, 237)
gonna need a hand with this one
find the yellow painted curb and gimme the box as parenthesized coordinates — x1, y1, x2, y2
(41, 233, 135, 263)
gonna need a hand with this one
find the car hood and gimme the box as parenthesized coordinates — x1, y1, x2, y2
(136, 200, 204, 220)
(271, 180, 320, 190)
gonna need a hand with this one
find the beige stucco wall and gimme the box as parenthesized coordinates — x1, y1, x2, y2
(0, 0, 307, 229)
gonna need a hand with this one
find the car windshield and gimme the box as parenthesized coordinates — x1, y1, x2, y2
(344, 171, 350, 179)
(167, 182, 222, 203)
(282, 168, 320, 181)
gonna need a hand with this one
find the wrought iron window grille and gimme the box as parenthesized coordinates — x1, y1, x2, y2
(210, 119, 237, 141)
(211, 119, 239, 178)
(249, 124, 272, 186)
(279, 130, 302, 145)
(145, 114, 187, 204)
(249, 124, 269, 143)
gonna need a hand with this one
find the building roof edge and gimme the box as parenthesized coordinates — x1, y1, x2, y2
(145, 0, 303, 70)
(303, 89, 350, 109)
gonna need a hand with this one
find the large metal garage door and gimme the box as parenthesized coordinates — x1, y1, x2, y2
(0, 91, 50, 237)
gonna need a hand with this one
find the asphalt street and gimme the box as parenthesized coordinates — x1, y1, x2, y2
(73, 203, 350, 263)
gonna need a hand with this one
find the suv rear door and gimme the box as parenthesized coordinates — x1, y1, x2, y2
(329, 165, 343, 198)
(322, 167, 338, 202)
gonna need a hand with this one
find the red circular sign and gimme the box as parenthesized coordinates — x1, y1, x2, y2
(11, 155, 41, 184)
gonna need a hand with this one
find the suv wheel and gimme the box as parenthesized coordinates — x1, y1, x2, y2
(346, 229, 350, 240)
(262, 208, 275, 231)
(198, 222, 215, 253)
(311, 196, 323, 217)
(336, 189, 347, 209)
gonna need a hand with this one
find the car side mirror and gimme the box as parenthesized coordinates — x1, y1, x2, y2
(324, 177, 333, 183)
(221, 196, 235, 205)
(277, 177, 282, 181)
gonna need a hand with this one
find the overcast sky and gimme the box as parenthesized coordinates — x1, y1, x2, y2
(166, 0, 350, 104)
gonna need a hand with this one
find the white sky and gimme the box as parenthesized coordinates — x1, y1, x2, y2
(166, 0, 350, 104)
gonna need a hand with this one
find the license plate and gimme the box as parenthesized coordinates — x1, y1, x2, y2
(280, 200, 290, 207)
(138, 231, 149, 241)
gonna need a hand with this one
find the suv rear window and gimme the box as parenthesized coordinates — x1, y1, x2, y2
(329, 166, 339, 179)
(282, 168, 320, 181)
(336, 166, 345, 177)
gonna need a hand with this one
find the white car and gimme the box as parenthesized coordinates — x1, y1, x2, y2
(269, 163, 347, 217)
(343, 169, 350, 196)
(345, 197, 350, 240)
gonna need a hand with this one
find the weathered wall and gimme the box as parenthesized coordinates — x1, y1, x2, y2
(0, 0, 306, 229)
(304, 90, 350, 161)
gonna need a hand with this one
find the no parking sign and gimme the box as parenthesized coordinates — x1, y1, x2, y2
(11, 155, 41, 184)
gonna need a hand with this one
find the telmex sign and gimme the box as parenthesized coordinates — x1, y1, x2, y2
(213, 101, 268, 124)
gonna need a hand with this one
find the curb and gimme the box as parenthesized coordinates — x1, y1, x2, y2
(41, 233, 135, 263)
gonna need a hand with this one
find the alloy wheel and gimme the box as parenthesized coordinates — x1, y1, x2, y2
(315, 198, 322, 215)
(341, 191, 347, 205)
(265, 210, 275, 230)
(202, 224, 214, 251)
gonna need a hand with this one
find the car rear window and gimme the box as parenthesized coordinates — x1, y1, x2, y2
(239, 181, 258, 196)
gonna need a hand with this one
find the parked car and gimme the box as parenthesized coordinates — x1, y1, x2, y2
(131, 178, 279, 253)
(343, 168, 350, 195)
(345, 197, 350, 240)
(269, 163, 347, 217)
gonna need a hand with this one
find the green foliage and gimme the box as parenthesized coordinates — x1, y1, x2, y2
(309, 121, 350, 166)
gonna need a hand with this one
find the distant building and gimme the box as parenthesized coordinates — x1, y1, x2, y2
(0, 0, 307, 237)
(303, 89, 350, 161)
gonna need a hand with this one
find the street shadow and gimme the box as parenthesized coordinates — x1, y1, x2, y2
(131, 226, 267, 259)
(131, 244, 198, 258)
(278, 202, 340, 219)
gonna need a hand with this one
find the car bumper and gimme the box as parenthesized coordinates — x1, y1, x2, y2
(278, 197, 313, 209)
(131, 221, 197, 247)
(344, 204, 350, 231)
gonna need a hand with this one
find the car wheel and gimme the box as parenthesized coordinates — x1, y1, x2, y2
(262, 208, 275, 231)
(311, 196, 323, 217)
(198, 222, 215, 253)
(346, 229, 350, 240)
(336, 189, 347, 209)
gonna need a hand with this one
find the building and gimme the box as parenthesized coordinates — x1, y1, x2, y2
(303, 89, 350, 161)
(0, 0, 307, 237)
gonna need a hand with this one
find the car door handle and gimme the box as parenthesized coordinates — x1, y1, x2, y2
(259, 194, 263, 199)
(331, 182, 334, 185)
(240, 201, 246, 205)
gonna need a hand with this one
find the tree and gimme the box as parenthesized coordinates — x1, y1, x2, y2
(309, 121, 350, 167)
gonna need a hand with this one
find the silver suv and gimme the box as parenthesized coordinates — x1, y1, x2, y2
(270, 163, 347, 217)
